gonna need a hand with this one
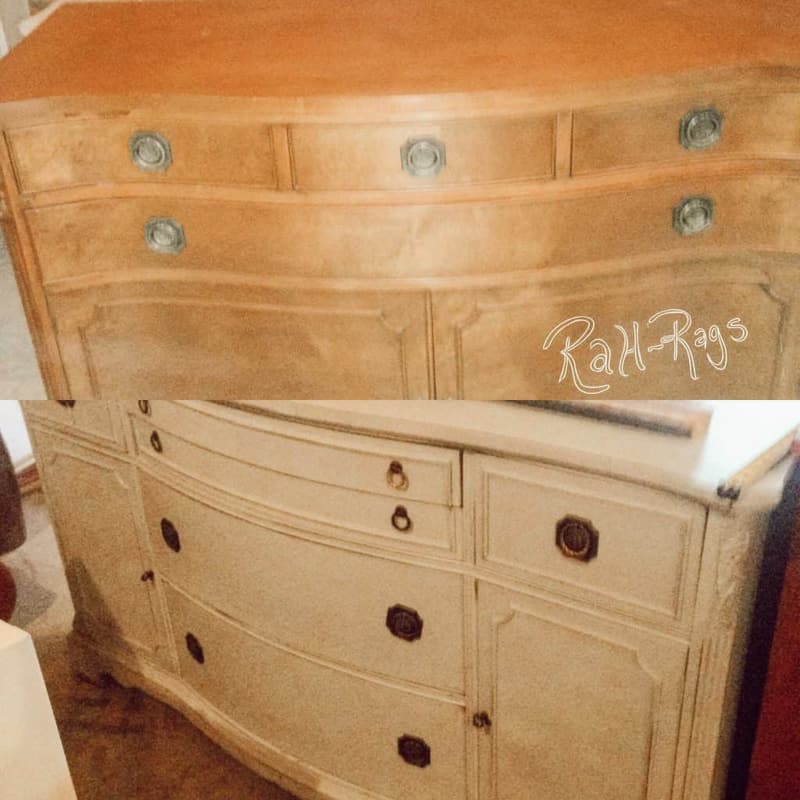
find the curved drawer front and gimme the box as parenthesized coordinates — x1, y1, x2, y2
(28, 176, 800, 284)
(133, 418, 459, 556)
(141, 473, 464, 693)
(165, 583, 467, 800)
(289, 115, 556, 190)
(472, 455, 706, 630)
(573, 93, 800, 174)
(132, 401, 460, 506)
(8, 116, 277, 193)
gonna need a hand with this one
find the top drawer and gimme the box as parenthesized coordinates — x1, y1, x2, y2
(7, 116, 277, 193)
(573, 93, 800, 174)
(289, 116, 556, 190)
(129, 401, 461, 507)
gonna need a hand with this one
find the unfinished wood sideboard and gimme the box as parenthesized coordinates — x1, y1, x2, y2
(2, 1, 800, 398)
(21, 399, 799, 800)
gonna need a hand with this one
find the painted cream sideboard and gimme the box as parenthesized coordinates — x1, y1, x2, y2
(21, 400, 796, 800)
(2, 2, 800, 399)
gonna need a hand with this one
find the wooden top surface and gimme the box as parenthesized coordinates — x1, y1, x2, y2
(1, 0, 799, 105)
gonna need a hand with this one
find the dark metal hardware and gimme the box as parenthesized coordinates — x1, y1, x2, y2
(160, 518, 181, 552)
(680, 107, 723, 150)
(57, 400, 76, 408)
(397, 735, 430, 768)
(386, 460, 409, 491)
(140, 570, 155, 582)
(386, 604, 423, 642)
(391, 505, 412, 533)
(150, 431, 163, 453)
(555, 515, 599, 562)
(138, 400, 151, 415)
(185, 633, 204, 664)
(472, 712, 492, 730)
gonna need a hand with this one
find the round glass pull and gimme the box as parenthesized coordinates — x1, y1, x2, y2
(129, 131, 173, 172)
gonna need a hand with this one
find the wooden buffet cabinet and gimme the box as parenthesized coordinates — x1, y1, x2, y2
(2, 1, 800, 399)
(21, 399, 797, 800)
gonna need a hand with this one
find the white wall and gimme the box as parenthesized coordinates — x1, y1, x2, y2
(0, 401, 32, 471)
(0, 0, 29, 54)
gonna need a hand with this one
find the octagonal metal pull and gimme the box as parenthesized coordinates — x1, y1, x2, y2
(673, 196, 715, 236)
(130, 131, 173, 172)
(398, 735, 430, 768)
(386, 604, 423, 641)
(680, 108, 723, 150)
(401, 137, 446, 177)
(144, 217, 186, 254)
(555, 515, 599, 562)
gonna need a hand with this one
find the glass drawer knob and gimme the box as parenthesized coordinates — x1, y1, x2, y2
(401, 138, 446, 177)
(144, 217, 186, 254)
(680, 108, 723, 150)
(673, 196, 715, 236)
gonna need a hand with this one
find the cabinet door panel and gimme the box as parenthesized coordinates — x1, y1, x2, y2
(477, 583, 688, 800)
(30, 428, 161, 656)
(433, 261, 791, 398)
(48, 281, 432, 398)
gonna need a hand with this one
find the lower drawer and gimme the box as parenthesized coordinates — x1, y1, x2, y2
(165, 583, 467, 800)
(141, 472, 465, 694)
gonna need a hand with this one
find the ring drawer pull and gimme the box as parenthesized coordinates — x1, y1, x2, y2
(673, 196, 715, 236)
(130, 131, 173, 172)
(555, 515, 599, 562)
(386, 604, 423, 641)
(185, 633, 205, 665)
(57, 400, 76, 408)
(144, 217, 186, 254)
(397, 735, 431, 768)
(149, 430, 163, 453)
(138, 400, 151, 416)
(401, 137, 446, 177)
(680, 107, 723, 150)
(386, 460, 409, 491)
(391, 505, 413, 533)
(160, 518, 181, 553)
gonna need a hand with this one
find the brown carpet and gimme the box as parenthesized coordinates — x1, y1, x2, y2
(4, 491, 295, 800)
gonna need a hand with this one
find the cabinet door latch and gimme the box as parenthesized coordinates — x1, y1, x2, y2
(472, 711, 492, 730)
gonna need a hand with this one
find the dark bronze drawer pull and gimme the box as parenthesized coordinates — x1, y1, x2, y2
(185, 633, 204, 664)
(160, 518, 181, 553)
(555, 515, 599, 562)
(391, 505, 412, 533)
(57, 400, 76, 408)
(150, 431, 163, 453)
(138, 400, 151, 415)
(397, 735, 430, 768)
(386, 604, 423, 641)
(386, 460, 409, 491)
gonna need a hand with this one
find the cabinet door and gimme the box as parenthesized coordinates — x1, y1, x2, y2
(32, 428, 162, 658)
(476, 582, 688, 800)
(432, 260, 792, 399)
(48, 280, 433, 398)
